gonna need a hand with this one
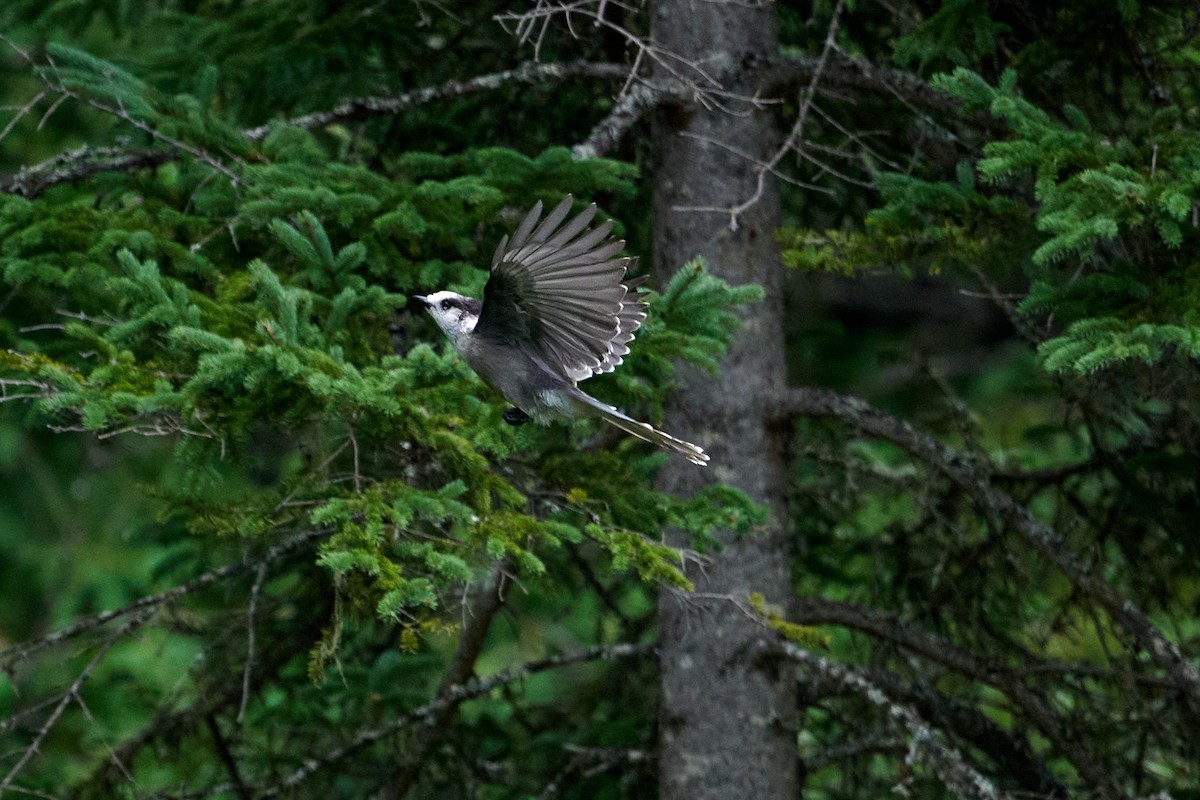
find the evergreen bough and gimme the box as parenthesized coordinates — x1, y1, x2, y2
(0, 43, 763, 689)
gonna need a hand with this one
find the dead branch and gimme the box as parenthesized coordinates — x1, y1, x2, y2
(571, 47, 963, 160)
(537, 745, 649, 800)
(243, 60, 626, 141)
(572, 79, 684, 160)
(73, 603, 319, 797)
(802, 733, 907, 773)
(807, 662, 1070, 799)
(770, 386, 1200, 717)
(496, 0, 730, 107)
(0, 145, 176, 198)
(793, 595, 1117, 794)
(237, 562, 270, 725)
(778, 639, 1013, 800)
(2, 62, 626, 198)
(253, 642, 649, 799)
(0, 609, 155, 794)
(0, 528, 329, 671)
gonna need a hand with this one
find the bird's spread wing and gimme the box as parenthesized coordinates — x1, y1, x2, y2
(594, 272, 647, 375)
(473, 196, 644, 383)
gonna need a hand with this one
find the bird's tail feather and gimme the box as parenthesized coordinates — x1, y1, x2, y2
(570, 390, 709, 466)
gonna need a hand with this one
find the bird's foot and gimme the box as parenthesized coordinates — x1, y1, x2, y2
(503, 407, 530, 426)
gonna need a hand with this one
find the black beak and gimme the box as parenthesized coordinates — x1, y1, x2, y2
(411, 294, 431, 309)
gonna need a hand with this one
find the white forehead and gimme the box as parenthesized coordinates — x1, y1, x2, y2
(426, 290, 466, 305)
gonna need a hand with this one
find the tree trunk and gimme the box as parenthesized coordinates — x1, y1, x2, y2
(651, 3, 796, 799)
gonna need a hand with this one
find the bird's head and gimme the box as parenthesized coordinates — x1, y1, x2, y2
(413, 291, 481, 343)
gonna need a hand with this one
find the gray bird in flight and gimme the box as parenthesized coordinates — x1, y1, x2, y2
(414, 196, 708, 466)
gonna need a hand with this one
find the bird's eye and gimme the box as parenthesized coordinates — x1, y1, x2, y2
(440, 299, 452, 311)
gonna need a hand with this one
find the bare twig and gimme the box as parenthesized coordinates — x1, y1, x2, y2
(0, 90, 47, 145)
(678, 131, 838, 195)
(237, 562, 270, 725)
(0, 378, 56, 405)
(537, 745, 649, 800)
(804, 733, 907, 772)
(496, 0, 729, 107)
(205, 715, 252, 800)
(0, 784, 64, 799)
(347, 425, 362, 494)
(0, 610, 154, 794)
(673, 0, 847, 228)
(73, 611, 315, 798)
(572, 47, 963, 161)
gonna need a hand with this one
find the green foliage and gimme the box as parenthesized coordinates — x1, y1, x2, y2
(637, 258, 763, 373)
(0, 142, 747, 616)
(786, 64, 1200, 378)
(8, 1, 1199, 798)
(892, 0, 1010, 71)
(783, 7, 1200, 794)
(1039, 318, 1200, 374)
(0, 11, 756, 796)
(933, 67, 1200, 374)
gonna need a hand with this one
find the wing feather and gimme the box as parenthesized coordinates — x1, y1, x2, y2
(526, 196, 577, 244)
(506, 201, 544, 252)
(474, 196, 644, 381)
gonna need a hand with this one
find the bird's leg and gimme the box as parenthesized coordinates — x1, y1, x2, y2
(502, 407, 530, 426)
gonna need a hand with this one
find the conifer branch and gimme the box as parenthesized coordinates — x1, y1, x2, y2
(793, 595, 1117, 794)
(8, 38, 244, 186)
(770, 386, 1200, 716)
(1, 61, 628, 197)
(0, 44, 957, 196)
(0, 528, 329, 671)
(777, 640, 1012, 800)
(0, 145, 176, 198)
(243, 61, 627, 141)
(254, 642, 650, 798)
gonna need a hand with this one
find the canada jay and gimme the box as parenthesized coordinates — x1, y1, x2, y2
(414, 196, 708, 466)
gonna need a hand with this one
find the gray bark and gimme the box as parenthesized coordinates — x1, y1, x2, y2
(651, 3, 797, 798)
